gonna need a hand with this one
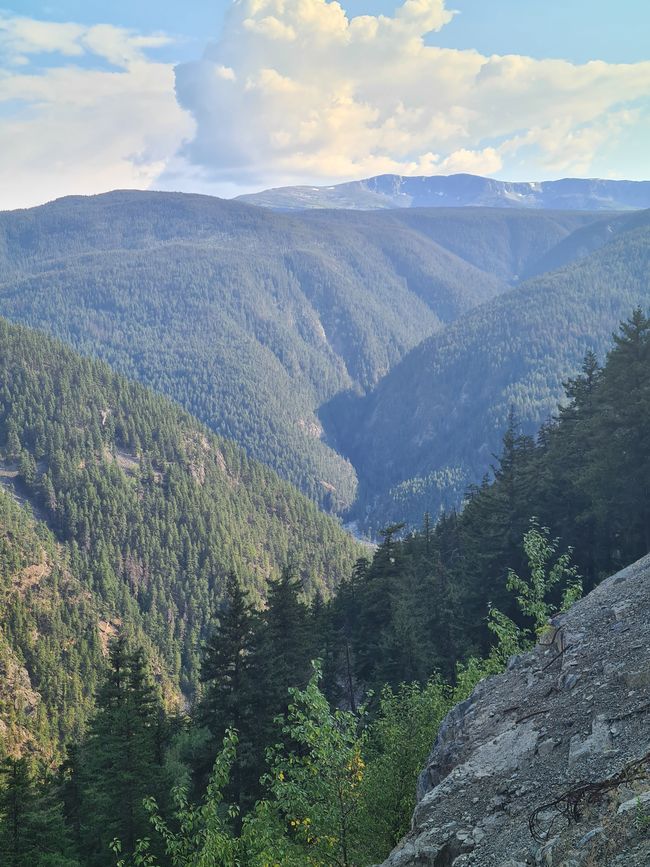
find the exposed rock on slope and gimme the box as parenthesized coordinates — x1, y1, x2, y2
(382, 555, 650, 866)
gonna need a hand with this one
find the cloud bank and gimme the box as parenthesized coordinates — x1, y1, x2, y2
(1, 3, 649, 209)
(173, 0, 650, 187)
(0, 15, 191, 209)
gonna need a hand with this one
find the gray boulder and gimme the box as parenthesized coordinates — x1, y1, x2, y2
(382, 554, 650, 866)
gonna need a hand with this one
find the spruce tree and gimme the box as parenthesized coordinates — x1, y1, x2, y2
(199, 573, 257, 807)
(79, 636, 164, 866)
(246, 568, 313, 797)
(599, 309, 650, 556)
(0, 756, 75, 867)
(256, 568, 313, 718)
(0, 756, 33, 867)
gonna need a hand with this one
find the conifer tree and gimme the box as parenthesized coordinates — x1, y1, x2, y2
(599, 309, 650, 555)
(0, 756, 76, 867)
(199, 573, 257, 807)
(201, 574, 256, 734)
(255, 567, 313, 719)
(245, 567, 314, 797)
(79, 636, 164, 866)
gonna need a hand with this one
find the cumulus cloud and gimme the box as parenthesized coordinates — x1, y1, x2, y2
(172, 0, 650, 187)
(0, 15, 191, 210)
(2, 3, 649, 208)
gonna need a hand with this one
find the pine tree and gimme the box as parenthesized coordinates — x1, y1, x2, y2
(599, 309, 650, 555)
(199, 573, 257, 808)
(256, 568, 313, 719)
(0, 756, 76, 867)
(201, 574, 256, 734)
(0, 756, 33, 867)
(352, 526, 405, 688)
(245, 568, 313, 799)
(79, 636, 164, 866)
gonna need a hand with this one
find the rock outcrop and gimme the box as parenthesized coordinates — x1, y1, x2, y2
(382, 554, 650, 866)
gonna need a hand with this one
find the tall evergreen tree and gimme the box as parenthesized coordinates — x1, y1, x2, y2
(246, 568, 314, 794)
(599, 309, 650, 555)
(0, 756, 76, 867)
(255, 567, 314, 720)
(199, 573, 257, 808)
(79, 636, 164, 866)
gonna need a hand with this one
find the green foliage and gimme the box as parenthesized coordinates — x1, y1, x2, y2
(506, 519, 582, 635)
(327, 520, 474, 690)
(633, 797, 650, 833)
(484, 606, 524, 665)
(0, 756, 79, 867)
(334, 310, 650, 684)
(356, 679, 450, 861)
(0, 192, 547, 511)
(111, 730, 243, 867)
(263, 662, 365, 867)
(200, 574, 256, 738)
(2, 197, 650, 867)
(0, 488, 101, 757)
(79, 637, 167, 867)
(110, 656, 513, 867)
(198, 568, 320, 812)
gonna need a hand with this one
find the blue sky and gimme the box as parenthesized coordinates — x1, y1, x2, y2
(20, 0, 650, 64)
(1, 0, 649, 208)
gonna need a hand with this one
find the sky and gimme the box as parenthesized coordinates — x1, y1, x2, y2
(1, 0, 649, 209)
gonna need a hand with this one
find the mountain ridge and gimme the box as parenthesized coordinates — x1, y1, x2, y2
(237, 172, 650, 212)
(0, 191, 603, 513)
(0, 315, 362, 711)
(328, 208, 650, 531)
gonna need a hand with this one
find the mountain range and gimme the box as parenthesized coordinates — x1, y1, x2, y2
(1, 190, 649, 536)
(238, 173, 650, 212)
(2, 183, 650, 865)
(0, 191, 607, 516)
(329, 207, 650, 530)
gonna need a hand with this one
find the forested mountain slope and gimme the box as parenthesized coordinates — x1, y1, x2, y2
(238, 172, 650, 212)
(0, 192, 602, 511)
(3, 307, 650, 865)
(301, 207, 605, 283)
(331, 210, 650, 531)
(0, 489, 102, 760)
(0, 317, 361, 707)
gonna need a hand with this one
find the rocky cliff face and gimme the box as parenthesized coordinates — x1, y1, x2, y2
(382, 555, 650, 866)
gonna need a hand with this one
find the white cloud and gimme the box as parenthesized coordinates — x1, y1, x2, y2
(0, 16, 85, 63)
(1, 3, 649, 209)
(0, 15, 191, 210)
(171, 0, 650, 187)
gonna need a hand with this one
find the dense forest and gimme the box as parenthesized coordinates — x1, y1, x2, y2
(0, 316, 361, 718)
(3, 305, 650, 865)
(336, 210, 650, 531)
(0, 192, 605, 513)
(0, 489, 102, 760)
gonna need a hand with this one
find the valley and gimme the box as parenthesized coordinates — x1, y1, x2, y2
(2, 2, 649, 863)
(0, 192, 629, 532)
(0, 182, 649, 867)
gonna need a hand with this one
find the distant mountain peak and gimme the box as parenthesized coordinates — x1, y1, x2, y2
(237, 173, 650, 212)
